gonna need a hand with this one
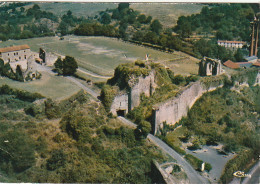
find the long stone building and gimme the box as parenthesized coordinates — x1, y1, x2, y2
(0, 44, 31, 64)
(0, 44, 40, 80)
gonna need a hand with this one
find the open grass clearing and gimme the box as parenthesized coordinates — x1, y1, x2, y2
(131, 3, 204, 28)
(0, 72, 81, 100)
(0, 36, 199, 76)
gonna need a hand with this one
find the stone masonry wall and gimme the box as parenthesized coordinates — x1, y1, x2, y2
(130, 71, 156, 110)
(110, 71, 156, 116)
(152, 81, 222, 134)
(152, 70, 260, 134)
(110, 93, 129, 116)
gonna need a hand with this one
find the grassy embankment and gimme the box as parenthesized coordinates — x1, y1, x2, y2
(0, 84, 170, 183)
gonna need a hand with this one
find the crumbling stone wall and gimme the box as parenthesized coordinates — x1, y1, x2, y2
(129, 71, 156, 109)
(39, 48, 58, 66)
(110, 71, 156, 116)
(110, 93, 129, 116)
(199, 57, 222, 76)
(152, 70, 260, 135)
(152, 81, 222, 134)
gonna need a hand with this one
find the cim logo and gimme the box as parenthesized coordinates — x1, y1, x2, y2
(233, 171, 251, 178)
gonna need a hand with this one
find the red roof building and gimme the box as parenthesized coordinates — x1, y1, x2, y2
(223, 60, 239, 69)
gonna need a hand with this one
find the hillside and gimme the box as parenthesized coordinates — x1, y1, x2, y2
(0, 85, 168, 183)
(131, 3, 204, 28)
(27, 2, 117, 18)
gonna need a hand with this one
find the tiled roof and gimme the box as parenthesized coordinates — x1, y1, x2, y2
(223, 60, 239, 69)
(253, 62, 260, 67)
(218, 40, 246, 44)
(0, 45, 30, 53)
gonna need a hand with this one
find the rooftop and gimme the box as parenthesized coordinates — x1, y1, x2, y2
(223, 60, 239, 69)
(0, 44, 30, 53)
(217, 40, 246, 44)
(253, 62, 260, 67)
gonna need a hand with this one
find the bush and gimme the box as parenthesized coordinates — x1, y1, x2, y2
(0, 130, 35, 173)
(172, 75, 186, 85)
(100, 85, 117, 112)
(44, 98, 60, 119)
(184, 154, 203, 170)
(205, 162, 212, 172)
(46, 149, 66, 171)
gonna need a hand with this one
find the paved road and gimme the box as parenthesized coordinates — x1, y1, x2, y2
(242, 161, 260, 184)
(118, 116, 209, 184)
(148, 135, 209, 184)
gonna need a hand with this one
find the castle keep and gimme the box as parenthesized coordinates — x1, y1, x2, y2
(110, 71, 156, 116)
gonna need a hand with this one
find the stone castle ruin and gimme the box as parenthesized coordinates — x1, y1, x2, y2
(39, 48, 58, 66)
(106, 60, 259, 135)
(199, 57, 222, 76)
(110, 70, 156, 116)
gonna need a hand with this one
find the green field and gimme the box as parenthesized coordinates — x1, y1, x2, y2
(25, 2, 117, 17)
(131, 3, 204, 27)
(26, 2, 203, 28)
(0, 36, 199, 76)
(0, 72, 81, 100)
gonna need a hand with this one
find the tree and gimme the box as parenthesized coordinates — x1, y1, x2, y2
(0, 58, 4, 75)
(62, 56, 78, 76)
(136, 120, 151, 138)
(143, 31, 158, 44)
(145, 16, 152, 24)
(150, 19, 162, 35)
(54, 57, 63, 75)
(0, 130, 35, 172)
(234, 48, 244, 62)
(137, 14, 146, 24)
(100, 13, 111, 25)
(118, 3, 130, 12)
(15, 65, 24, 82)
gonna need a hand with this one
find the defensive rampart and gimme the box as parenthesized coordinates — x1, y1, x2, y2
(110, 71, 156, 116)
(152, 70, 260, 134)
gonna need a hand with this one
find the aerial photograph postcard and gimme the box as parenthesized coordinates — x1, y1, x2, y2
(0, 1, 259, 183)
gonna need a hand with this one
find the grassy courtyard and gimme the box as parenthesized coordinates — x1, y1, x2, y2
(0, 72, 81, 100)
(0, 36, 199, 76)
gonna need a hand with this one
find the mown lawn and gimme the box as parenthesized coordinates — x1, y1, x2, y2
(0, 72, 81, 100)
(0, 36, 199, 76)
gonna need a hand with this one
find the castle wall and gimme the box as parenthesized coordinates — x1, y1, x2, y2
(110, 93, 129, 116)
(152, 81, 221, 134)
(110, 71, 156, 116)
(130, 71, 155, 109)
(39, 48, 58, 66)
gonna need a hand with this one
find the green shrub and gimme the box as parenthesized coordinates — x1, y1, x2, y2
(44, 98, 60, 119)
(184, 154, 203, 170)
(100, 85, 117, 112)
(46, 149, 66, 171)
(0, 130, 35, 173)
(205, 162, 212, 172)
(220, 149, 254, 183)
